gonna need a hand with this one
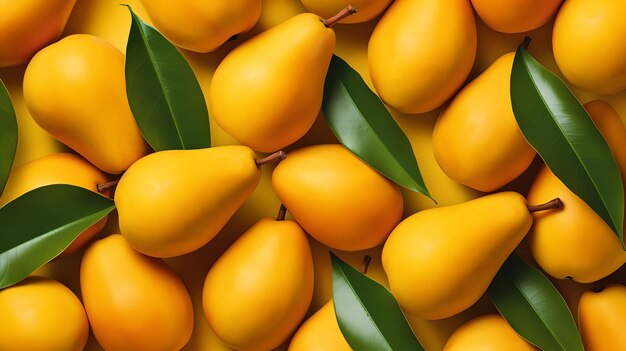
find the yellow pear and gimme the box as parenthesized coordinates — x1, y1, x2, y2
(433, 52, 536, 192)
(210, 10, 348, 152)
(0, 0, 76, 67)
(382, 192, 562, 320)
(0, 276, 88, 351)
(578, 284, 626, 351)
(528, 100, 626, 283)
(553, 0, 626, 94)
(81, 234, 194, 351)
(368, 0, 477, 113)
(272, 144, 403, 251)
(300, 0, 392, 24)
(0, 153, 110, 255)
(203, 215, 314, 351)
(471, 0, 562, 33)
(444, 314, 537, 351)
(140, 0, 261, 53)
(23, 34, 150, 174)
(288, 300, 351, 351)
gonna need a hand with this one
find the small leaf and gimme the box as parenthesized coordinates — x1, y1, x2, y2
(511, 42, 624, 244)
(0, 79, 17, 197)
(0, 184, 115, 289)
(323, 55, 432, 200)
(124, 5, 211, 151)
(488, 253, 584, 351)
(331, 252, 424, 351)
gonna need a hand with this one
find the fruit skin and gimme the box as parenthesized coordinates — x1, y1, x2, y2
(203, 218, 314, 351)
(528, 100, 626, 283)
(288, 300, 351, 351)
(444, 314, 537, 351)
(578, 284, 626, 351)
(382, 192, 532, 320)
(210, 13, 335, 152)
(433, 52, 536, 192)
(0, 0, 76, 67)
(368, 0, 477, 114)
(115, 145, 261, 258)
(300, 0, 392, 24)
(0, 153, 109, 255)
(272, 144, 403, 251)
(23, 34, 150, 174)
(81, 234, 194, 351)
(141, 0, 261, 53)
(553, 0, 626, 94)
(471, 0, 562, 33)
(0, 276, 88, 351)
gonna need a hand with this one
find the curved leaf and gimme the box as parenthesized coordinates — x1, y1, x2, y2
(331, 252, 424, 351)
(0, 80, 17, 197)
(124, 5, 210, 151)
(511, 43, 624, 244)
(0, 184, 115, 289)
(323, 55, 432, 200)
(488, 254, 584, 351)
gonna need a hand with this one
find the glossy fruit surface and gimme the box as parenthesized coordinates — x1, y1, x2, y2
(471, 0, 562, 33)
(444, 314, 537, 351)
(578, 284, 626, 351)
(288, 300, 351, 351)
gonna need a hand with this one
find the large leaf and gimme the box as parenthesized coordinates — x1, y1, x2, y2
(488, 254, 584, 351)
(0, 184, 115, 289)
(331, 252, 424, 351)
(124, 5, 211, 151)
(323, 55, 432, 200)
(511, 43, 624, 244)
(0, 80, 17, 197)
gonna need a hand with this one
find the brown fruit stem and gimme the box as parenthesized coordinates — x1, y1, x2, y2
(323, 5, 358, 27)
(527, 198, 563, 213)
(522, 36, 532, 49)
(277, 204, 287, 221)
(97, 180, 119, 193)
(255, 151, 286, 166)
(361, 255, 372, 275)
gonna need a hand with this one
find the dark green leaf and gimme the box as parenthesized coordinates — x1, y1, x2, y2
(0, 80, 17, 197)
(488, 253, 583, 351)
(511, 43, 624, 244)
(331, 252, 424, 351)
(323, 55, 432, 200)
(0, 184, 115, 289)
(124, 5, 211, 151)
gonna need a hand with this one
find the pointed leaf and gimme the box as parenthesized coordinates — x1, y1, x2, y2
(488, 254, 584, 351)
(511, 43, 624, 244)
(323, 55, 432, 200)
(0, 80, 17, 197)
(331, 252, 424, 351)
(0, 184, 115, 289)
(124, 5, 211, 151)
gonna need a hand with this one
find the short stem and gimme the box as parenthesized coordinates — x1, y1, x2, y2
(527, 198, 563, 213)
(255, 151, 286, 166)
(322, 5, 357, 27)
(360, 255, 372, 275)
(277, 204, 287, 221)
(97, 180, 119, 193)
(522, 36, 532, 49)
(593, 281, 604, 293)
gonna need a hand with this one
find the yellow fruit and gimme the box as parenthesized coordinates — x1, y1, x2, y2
(553, 0, 626, 94)
(210, 13, 336, 152)
(528, 100, 626, 283)
(288, 300, 351, 351)
(0, 276, 88, 351)
(115, 146, 262, 258)
(368, 0, 477, 114)
(272, 144, 403, 251)
(0, 0, 76, 67)
(203, 217, 314, 351)
(141, 0, 261, 53)
(300, 0, 392, 24)
(433, 52, 536, 192)
(81, 234, 194, 351)
(23, 34, 149, 174)
(471, 0, 562, 33)
(578, 284, 626, 351)
(444, 314, 537, 351)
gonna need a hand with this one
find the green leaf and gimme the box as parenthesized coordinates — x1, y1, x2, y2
(0, 184, 115, 289)
(0, 80, 17, 197)
(323, 55, 432, 200)
(330, 252, 424, 351)
(124, 5, 211, 151)
(488, 254, 584, 351)
(511, 43, 624, 244)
